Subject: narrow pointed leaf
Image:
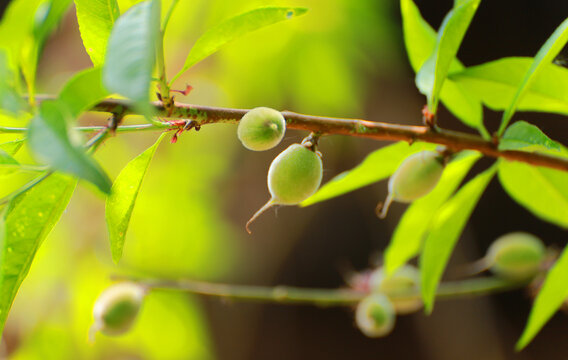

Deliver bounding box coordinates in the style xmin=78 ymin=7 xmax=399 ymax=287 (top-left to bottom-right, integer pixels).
xmin=0 ymin=139 xmax=25 ymax=156
xmin=74 ymin=0 xmax=120 ymax=66
xmin=415 ymin=0 xmax=481 ymax=114
xmin=498 ymin=161 xmax=568 ymax=228
xmin=401 ymin=0 xmax=483 ymax=130
xmin=27 ymin=100 xmax=112 ymax=194
xmin=0 ymin=149 xmax=21 ymax=176
xmin=59 ymin=67 xmax=108 ymax=119
xmin=106 ymin=134 xmax=165 ymax=263
xmin=301 ymin=142 xmax=435 ymax=207
xmin=450 ymin=57 xmax=568 ymax=116
xmin=421 ymin=165 xmax=496 ymax=313
xmin=170 ymin=6 xmax=308 ymax=85
xmin=0 ymin=174 xmax=76 ymax=334
xmin=499 ymin=17 xmax=568 ymax=134
xmin=500 ymin=121 xmax=564 ymax=153
xmin=517 ymin=244 xmax=568 ymax=349
xmin=0 ymin=50 xmax=25 ymax=115
xmin=103 ymin=0 xmax=160 ymax=116
xmin=384 ymin=151 xmax=480 ymax=274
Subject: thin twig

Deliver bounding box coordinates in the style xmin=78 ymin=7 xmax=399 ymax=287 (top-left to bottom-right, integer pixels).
xmin=9 ymin=97 xmax=568 ymax=172
xmin=115 ymin=276 xmax=527 ymax=307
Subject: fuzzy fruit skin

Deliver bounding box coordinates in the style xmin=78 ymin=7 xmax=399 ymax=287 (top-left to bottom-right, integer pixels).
xmin=355 ymin=293 xmax=396 ymax=338
xmin=369 ymin=265 xmax=422 ymax=314
xmin=388 ymin=150 xmax=444 ymax=202
xmin=92 ymin=282 xmax=146 ymax=336
xmin=487 ymin=232 xmax=545 ymax=280
xmin=268 ymin=144 xmax=323 ymax=205
xmin=237 ymin=107 xmax=286 ymax=151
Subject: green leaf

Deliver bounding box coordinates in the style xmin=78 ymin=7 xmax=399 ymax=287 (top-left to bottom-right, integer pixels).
xmin=0 ymin=174 xmax=76 ymax=334
xmin=74 ymin=0 xmax=120 ymax=67
xmin=300 ymin=142 xmax=435 ymax=207
xmin=499 ymin=17 xmax=568 ymax=135
xmin=170 ymin=6 xmax=308 ymax=85
xmin=0 ymin=139 xmax=25 ymax=156
xmin=415 ymin=0 xmax=481 ymax=114
xmin=500 ymin=121 xmax=563 ymax=153
xmin=21 ymin=0 xmax=72 ymax=101
xmin=58 ymin=67 xmax=108 ymax=119
xmin=103 ymin=0 xmax=161 ymax=116
xmin=106 ymin=134 xmax=165 ymax=263
xmin=0 ymin=50 xmax=26 ymax=115
xmin=384 ymin=151 xmax=481 ymax=274
xmin=400 ymin=0 xmax=483 ymax=131
xmin=420 ymin=164 xmax=496 ymax=313
xmin=27 ymin=100 xmax=112 ymax=194
xmin=517 ymin=244 xmax=568 ymax=349
xmin=0 ymin=149 xmax=21 ymax=177
xmin=450 ymin=57 xmax=568 ymax=116
xmin=498 ymin=160 xmax=568 ymax=228
xmin=400 ymin=0 xmax=437 ymax=72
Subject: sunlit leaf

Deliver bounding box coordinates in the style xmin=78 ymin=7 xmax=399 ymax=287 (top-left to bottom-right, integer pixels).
xmin=58 ymin=67 xmax=108 ymax=119
xmin=170 ymin=6 xmax=308 ymax=85
xmin=106 ymin=134 xmax=165 ymax=263
xmin=500 ymin=121 xmax=564 ymax=153
xmin=384 ymin=151 xmax=480 ymax=274
xmin=74 ymin=0 xmax=120 ymax=67
xmin=27 ymin=100 xmax=112 ymax=194
xmin=517 ymin=244 xmax=568 ymax=349
xmin=0 ymin=149 xmax=21 ymax=177
xmin=420 ymin=165 xmax=496 ymax=313
xmin=415 ymin=0 xmax=481 ymax=114
xmin=498 ymin=160 xmax=568 ymax=228
xmin=400 ymin=0 xmax=483 ymax=131
xmin=103 ymin=0 xmax=161 ymax=116
xmin=21 ymin=0 xmax=72 ymax=101
xmin=301 ymin=142 xmax=435 ymax=207
xmin=0 ymin=139 xmax=25 ymax=156
xmin=0 ymin=50 xmax=26 ymax=115
xmin=0 ymin=174 xmax=76 ymax=334
xmin=450 ymin=57 xmax=568 ymax=116
xmin=499 ymin=17 xmax=568 ymax=134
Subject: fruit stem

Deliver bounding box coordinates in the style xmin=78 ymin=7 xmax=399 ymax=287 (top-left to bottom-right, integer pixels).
xmin=376 ymin=193 xmax=393 ymax=219
xmin=246 ymin=199 xmax=276 ymax=234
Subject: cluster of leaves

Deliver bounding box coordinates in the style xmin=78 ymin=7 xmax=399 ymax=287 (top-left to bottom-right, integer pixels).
xmin=302 ymin=0 xmax=568 ymax=349
xmin=0 ymin=0 xmax=306 ymax=339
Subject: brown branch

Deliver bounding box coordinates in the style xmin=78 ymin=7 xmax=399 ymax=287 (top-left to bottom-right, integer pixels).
xmin=91 ymin=98 xmax=567 ymax=172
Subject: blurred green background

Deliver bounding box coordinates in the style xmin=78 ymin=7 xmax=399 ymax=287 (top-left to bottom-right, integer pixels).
xmin=2 ymin=0 xmax=568 ymax=359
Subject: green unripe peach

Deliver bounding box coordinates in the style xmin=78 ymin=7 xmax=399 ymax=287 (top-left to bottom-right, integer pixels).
xmin=355 ymin=293 xmax=396 ymax=338
xmin=378 ymin=150 xmax=445 ymax=218
xmin=486 ymin=232 xmax=545 ymax=280
xmin=268 ymin=144 xmax=323 ymax=204
xmin=246 ymin=143 xmax=323 ymax=233
xmin=389 ymin=150 xmax=444 ymax=202
xmin=369 ymin=265 xmax=422 ymax=314
xmin=89 ymin=282 xmax=146 ymax=341
xmin=237 ymin=107 xmax=286 ymax=151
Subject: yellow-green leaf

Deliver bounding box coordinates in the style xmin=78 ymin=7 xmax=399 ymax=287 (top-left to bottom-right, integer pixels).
xmin=0 ymin=174 xmax=76 ymax=334
xmin=420 ymin=165 xmax=496 ymax=313
xmin=106 ymin=134 xmax=165 ymax=263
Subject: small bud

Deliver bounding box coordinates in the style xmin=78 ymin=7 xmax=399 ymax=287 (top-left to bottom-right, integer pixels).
xmin=237 ymin=107 xmax=286 ymax=151
xmin=89 ymin=282 xmax=146 ymax=341
xmin=377 ymin=150 xmax=445 ymax=218
xmin=355 ymin=293 xmax=396 ymax=338
xmin=486 ymin=232 xmax=546 ymax=280
xmin=369 ymin=265 xmax=422 ymax=314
